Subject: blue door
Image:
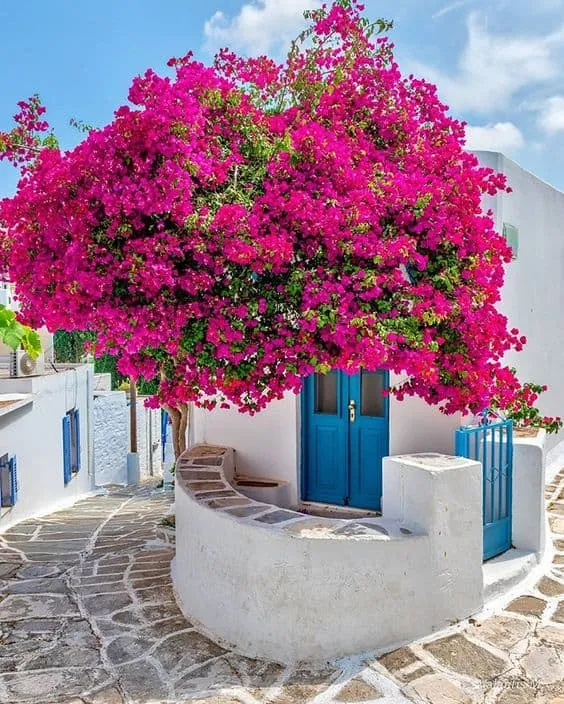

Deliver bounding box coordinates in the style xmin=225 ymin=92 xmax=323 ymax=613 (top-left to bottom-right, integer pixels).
xmin=302 ymin=370 xmax=389 ymax=510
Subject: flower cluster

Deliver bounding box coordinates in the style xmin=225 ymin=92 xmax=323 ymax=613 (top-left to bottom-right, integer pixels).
xmin=0 ymin=95 xmax=58 ymax=170
xmin=0 ymin=0 xmax=551 ymax=423
xmin=491 ymin=377 xmax=562 ymax=434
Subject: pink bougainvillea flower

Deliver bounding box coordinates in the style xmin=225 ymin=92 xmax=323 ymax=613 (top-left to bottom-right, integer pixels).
xmin=0 ymin=0 xmax=555 ymax=428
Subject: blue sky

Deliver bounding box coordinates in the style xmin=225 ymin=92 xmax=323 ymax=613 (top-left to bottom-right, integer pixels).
xmin=1 ymin=0 xmax=563 ymax=195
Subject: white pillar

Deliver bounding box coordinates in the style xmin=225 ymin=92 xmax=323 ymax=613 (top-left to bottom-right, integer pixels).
xmin=512 ymin=432 xmax=547 ymax=556
xmin=383 ymin=453 xmax=484 ymax=626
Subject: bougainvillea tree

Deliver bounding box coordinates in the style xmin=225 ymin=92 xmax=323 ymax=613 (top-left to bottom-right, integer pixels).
xmin=0 ymin=0 xmax=559 ymax=456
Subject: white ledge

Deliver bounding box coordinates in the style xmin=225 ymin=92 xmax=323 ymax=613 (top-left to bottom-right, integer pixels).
xmin=0 ymin=393 xmax=33 ymax=418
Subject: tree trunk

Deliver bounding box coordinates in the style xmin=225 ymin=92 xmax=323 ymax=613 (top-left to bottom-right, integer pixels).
xmin=163 ymin=402 xmax=189 ymax=461
xmin=129 ymin=379 xmax=138 ymax=453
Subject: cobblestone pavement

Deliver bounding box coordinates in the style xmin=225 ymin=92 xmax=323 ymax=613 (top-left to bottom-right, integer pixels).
xmin=0 ymin=470 xmax=563 ymax=704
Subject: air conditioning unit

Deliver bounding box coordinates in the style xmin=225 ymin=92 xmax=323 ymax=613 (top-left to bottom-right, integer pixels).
xmin=10 ymin=350 xmax=45 ymax=377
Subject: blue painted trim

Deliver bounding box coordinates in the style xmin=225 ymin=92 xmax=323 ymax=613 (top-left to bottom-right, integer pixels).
xmin=0 ymin=455 xmax=9 ymax=507
xmin=62 ymin=415 xmax=72 ymax=485
xmin=8 ymin=455 xmax=18 ymax=506
xmin=0 ymin=455 xmax=18 ymax=507
xmin=73 ymin=409 xmax=81 ymax=472
xmin=299 ymin=391 xmax=306 ymax=503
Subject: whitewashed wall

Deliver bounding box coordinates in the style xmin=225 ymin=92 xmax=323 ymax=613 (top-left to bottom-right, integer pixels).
xmin=191 ymin=384 xmax=460 ymax=505
xmin=389 ymin=372 xmax=461 ymax=455
xmin=93 ymin=391 xmax=128 ymax=485
xmin=136 ymin=398 xmax=162 ymax=480
xmin=512 ymin=431 xmax=547 ymax=556
xmin=93 ymin=392 xmax=162 ymax=486
xmin=0 ymin=365 xmax=93 ymax=532
xmin=475 ymin=151 xmax=564 ymax=452
xmin=191 ymin=396 xmax=299 ymax=505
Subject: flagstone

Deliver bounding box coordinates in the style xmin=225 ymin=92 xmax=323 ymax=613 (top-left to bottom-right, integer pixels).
xmin=335 ymin=678 xmax=384 ymax=701
xmin=469 ymin=615 xmax=531 ymax=651
xmin=404 ymin=674 xmax=472 ymax=704
xmin=538 ymin=625 xmax=564 ymax=646
xmin=495 ymin=683 xmax=537 ymax=704
xmin=537 ymin=576 xmax=564 ymax=597
xmin=423 ymin=634 xmax=507 ymax=679
xmin=505 ymin=595 xmax=547 ymax=617
xmin=153 ymin=630 xmax=226 ymax=670
xmin=551 ymin=601 xmax=564 ymax=623
xmin=105 ymin=634 xmax=154 ymax=665
xmin=1 ymin=668 xmax=109 ymax=701
xmin=521 ymin=643 xmax=564 ymax=684
xmin=82 ymin=592 xmax=133 ymax=616
xmin=115 ymin=659 xmax=169 ymax=703
xmin=3 ymin=577 xmax=68 ymax=595
xmin=0 ymin=470 xmax=560 ymax=704
xmin=16 ymin=564 xmax=60 ymax=579
xmin=0 ymin=593 xmax=79 ymax=620
xmin=377 ymin=646 xmax=419 ymax=672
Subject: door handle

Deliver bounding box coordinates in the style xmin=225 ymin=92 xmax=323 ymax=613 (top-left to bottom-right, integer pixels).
xmin=348 ymin=400 xmax=356 ymax=423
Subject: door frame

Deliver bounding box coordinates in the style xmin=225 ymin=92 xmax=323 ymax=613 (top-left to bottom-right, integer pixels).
xmin=299 ymin=370 xmax=390 ymax=509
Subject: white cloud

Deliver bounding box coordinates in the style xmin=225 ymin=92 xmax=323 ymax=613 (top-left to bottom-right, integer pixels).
xmin=411 ymin=13 xmax=564 ymax=114
xmin=465 ymin=122 xmax=524 ymax=154
xmin=204 ymin=0 xmax=320 ymax=55
xmin=537 ymin=95 xmax=564 ymax=133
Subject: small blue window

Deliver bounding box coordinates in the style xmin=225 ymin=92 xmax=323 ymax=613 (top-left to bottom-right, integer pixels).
xmin=63 ymin=409 xmax=81 ymax=485
xmin=62 ymin=415 xmax=72 ymax=484
xmin=70 ymin=408 xmax=81 ymax=473
xmin=1 ymin=454 xmax=18 ymax=507
xmin=502 ymin=223 xmax=519 ymax=260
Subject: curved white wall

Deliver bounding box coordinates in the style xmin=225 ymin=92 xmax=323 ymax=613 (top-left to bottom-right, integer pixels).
xmin=174 ymin=447 xmax=483 ymax=663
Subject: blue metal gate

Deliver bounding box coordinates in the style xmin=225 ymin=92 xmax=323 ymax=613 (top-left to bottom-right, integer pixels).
xmin=455 ymin=414 xmax=513 ymax=561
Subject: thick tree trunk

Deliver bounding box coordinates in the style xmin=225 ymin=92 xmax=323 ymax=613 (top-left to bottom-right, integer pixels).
xmin=163 ymin=402 xmax=189 ymax=461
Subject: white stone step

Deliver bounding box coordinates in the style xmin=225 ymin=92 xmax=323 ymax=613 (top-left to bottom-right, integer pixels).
xmin=483 ymin=548 xmax=539 ymax=602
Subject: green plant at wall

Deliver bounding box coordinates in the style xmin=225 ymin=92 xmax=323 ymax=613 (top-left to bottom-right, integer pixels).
xmin=0 ymin=304 xmax=41 ymax=358
xmin=53 ymin=329 xmax=158 ymax=394
xmin=491 ymin=374 xmax=562 ymax=435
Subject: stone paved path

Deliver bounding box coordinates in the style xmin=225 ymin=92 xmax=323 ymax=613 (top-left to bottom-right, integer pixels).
xmin=0 ymin=470 xmax=563 ymax=704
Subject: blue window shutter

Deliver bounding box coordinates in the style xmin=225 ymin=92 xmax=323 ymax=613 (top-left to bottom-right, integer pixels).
xmin=0 ymin=455 xmax=10 ymax=507
xmin=8 ymin=456 xmax=18 ymax=506
xmin=62 ymin=415 xmax=72 ymax=485
xmin=73 ymin=408 xmax=81 ymax=472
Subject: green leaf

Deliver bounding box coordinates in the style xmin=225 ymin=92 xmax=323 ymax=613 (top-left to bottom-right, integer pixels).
xmin=0 ymin=307 xmax=16 ymax=328
xmin=3 ymin=330 xmax=24 ymax=350
xmin=0 ymin=305 xmax=42 ymax=357
xmin=22 ymin=329 xmax=42 ymax=359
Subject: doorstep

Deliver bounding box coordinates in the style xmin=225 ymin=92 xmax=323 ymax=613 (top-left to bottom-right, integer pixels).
xmin=483 ymin=548 xmax=539 ymax=602
xmin=294 ymin=501 xmax=381 ymax=519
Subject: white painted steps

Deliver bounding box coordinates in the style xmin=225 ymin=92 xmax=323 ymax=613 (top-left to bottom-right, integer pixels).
xmin=483 ymin=548 xmax=539 ymax=602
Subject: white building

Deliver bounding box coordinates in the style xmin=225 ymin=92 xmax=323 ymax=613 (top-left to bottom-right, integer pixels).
xmin=0 ymin=362 xmax=164 ymax=530
xmin=174 ymin=153 xmax=561 ymax=661
xmin=0 ymin=364 xmax=94 ymax=532
xmin=478 ymin=151 xmax=564 ymax=454
xmin=0 ymin=281 xmax=17 ymax=311
xmin=191 ymin=153 xmax=562 ymax=507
